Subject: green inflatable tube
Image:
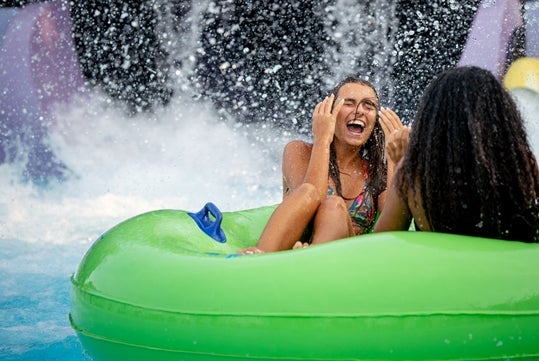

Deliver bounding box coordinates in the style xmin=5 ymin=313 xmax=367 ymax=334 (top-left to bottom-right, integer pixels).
xmin=70 ymin=203 xmax=539 ymax=360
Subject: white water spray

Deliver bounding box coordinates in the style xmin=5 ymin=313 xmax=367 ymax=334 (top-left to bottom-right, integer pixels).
xmin=0 ymin=89 xmax=289 ymax=245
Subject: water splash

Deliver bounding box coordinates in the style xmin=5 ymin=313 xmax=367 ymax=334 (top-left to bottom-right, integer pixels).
xmin=0 ymin=89 xmax=289 ymax=245
xmin=323 ymin=0 xmax=397 ymax=99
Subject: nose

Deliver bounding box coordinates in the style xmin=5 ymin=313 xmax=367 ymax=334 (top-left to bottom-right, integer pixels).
xmin=354 ymin=102 xmax=364 ymax=116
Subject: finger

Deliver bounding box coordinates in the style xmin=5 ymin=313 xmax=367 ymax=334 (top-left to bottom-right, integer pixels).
xmin=381 ymin=111 xmax=400 ymax=131
xmin=378 ymin=110 xmax=391 ymax=135
xmin=387 ymin=109 xmax=404 ymax=129
xmin=398 ymin=126 xmax=411 ymax=144
xmin=323 ymin=94 xmax=334 ymax=114
xmin=389 ymin=128 xmax=404 ymax=144
xmin=313 ymin=101 xmax=322 ymax=117
xmin=379 ymin=107 xmax=403 ymax=131
xmin=382 ymin=107 xmax=400 ymax=120
xmin=332 ymin=97 xmax=344 ymax=115
xmin=386 ymin=142 xmax=397 ymax=154
xmin=396 ymin=126 xmax=410 ymax=138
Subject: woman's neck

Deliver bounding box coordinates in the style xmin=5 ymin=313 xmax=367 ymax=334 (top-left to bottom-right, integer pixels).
xmin=333 ymin=140 xmax=362 ymax=174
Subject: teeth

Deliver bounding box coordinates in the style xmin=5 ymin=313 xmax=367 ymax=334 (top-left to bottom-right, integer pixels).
xmin=348 ymin=120 xmax=365 ymax=127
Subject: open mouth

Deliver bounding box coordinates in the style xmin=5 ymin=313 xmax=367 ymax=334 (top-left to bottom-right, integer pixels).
xmin=347 ymin=119 xmax=365 ymax=134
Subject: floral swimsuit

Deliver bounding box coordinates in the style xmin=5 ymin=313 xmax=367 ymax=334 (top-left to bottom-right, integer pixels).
xmin=327 ymin=174 xmax=377 ymax=235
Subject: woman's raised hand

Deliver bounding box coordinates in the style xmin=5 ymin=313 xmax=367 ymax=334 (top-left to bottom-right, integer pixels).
xmin=379 ymin=107 xmax=409 ymax=164
xmin=312 ymin=94 xmax=344 ymax=146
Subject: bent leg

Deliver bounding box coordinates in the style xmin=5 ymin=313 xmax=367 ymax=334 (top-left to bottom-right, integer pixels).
xmin=311 ymin=196 xmax=354 ymax=245
xmin=256 ymin=183 xmax=321 ymax=252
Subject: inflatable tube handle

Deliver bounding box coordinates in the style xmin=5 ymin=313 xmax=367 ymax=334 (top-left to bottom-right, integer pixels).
xmin=187 ymin=202 xmax=227 ymax=243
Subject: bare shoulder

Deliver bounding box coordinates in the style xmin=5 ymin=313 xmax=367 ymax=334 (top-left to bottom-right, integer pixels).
xmin=282 ymin=140 xmax=312 ymax=194
xmin=284 ymin=140 xmax=312 ymax=152
xmin=283 ymin=140 xmax=312 ymax=159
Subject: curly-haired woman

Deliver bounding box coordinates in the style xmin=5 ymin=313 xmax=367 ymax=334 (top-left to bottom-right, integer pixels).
xmin=375 ymin=66 xmax=539 ymax=243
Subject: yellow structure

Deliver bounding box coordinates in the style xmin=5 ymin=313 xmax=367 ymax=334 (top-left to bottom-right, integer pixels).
xmin=504 ymin=57 xmax=539 ymax=94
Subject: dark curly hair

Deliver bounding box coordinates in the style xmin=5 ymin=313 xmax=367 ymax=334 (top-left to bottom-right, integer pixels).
xmin=328 ymin=76 xmax=387 ymax=201
xmin=396 ymin=66 xmax=539 ymax=242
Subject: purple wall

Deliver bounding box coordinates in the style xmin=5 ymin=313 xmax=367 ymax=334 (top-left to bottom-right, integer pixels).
xmin=458 ymin=0 xmax=523 ymax=78
xmin=0 ymin=1 xmax=85 ymax=181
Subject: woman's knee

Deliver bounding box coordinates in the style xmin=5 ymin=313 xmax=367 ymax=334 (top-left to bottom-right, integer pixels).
xmin=293 ymin=183 xmax=321 ymax=206
xmin=311 ymin=196 xmax=354 ymax=244
xmin=320 ymin=195 xmax=347 ymax=213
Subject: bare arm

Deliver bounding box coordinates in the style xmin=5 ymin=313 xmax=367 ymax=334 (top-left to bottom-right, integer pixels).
xmin=374 ymin=178 xmax=413 ymax=232
xmin=377 ymin=107 xmax=407 ymax=211
xmin=281 ymin=141 xmax=311 ymax=197
xmin=283 ymin=95 xmax=344 ymax=200
xmin=238 ymin=97 xmax=344 ymax=254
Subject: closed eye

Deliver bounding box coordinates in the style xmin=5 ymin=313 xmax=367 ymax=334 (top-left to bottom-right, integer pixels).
xmin=361 ymin=99 xmax=378 ymax=111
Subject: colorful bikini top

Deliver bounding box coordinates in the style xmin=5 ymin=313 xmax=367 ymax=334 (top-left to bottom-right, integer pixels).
xmin=327 ymin=167 xmax=377 ymax=235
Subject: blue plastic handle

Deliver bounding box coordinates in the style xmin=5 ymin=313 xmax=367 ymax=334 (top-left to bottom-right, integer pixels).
xmin=187 ymin=202 xmax=227 ymax=243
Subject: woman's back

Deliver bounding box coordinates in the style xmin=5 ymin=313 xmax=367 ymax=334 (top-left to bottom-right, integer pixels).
xmin=381 ymin=66 xmax=539 ymax=242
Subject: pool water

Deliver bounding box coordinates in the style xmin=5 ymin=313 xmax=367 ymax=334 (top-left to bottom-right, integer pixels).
xmin=0 ymin=240 xmax=90 ymax=361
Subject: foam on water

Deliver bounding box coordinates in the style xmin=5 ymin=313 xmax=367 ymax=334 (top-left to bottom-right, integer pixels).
xmin=1 ymin=90 xmax=289 ymax=246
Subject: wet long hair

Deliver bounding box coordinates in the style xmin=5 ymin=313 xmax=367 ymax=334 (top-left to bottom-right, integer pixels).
xmin=396 ymin=66 xmax=539 ymax=242
xmin=328 ymin=76 xmax=387 ymax=201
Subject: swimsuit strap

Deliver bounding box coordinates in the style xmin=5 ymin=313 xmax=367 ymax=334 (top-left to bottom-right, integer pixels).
xmin=327 ymin=159 xmax=369 ymax=197
xmin=326 ymin=160 xmax=377 ymax=234
xmin=341 ymin=160 xmax=369 ymax=200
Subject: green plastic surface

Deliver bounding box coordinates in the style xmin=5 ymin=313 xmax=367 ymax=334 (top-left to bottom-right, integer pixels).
xmin=70 ymin=205 xmax=539 ymax=360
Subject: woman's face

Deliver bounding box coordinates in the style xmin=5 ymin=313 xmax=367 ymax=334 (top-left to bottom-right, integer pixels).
xmin=333 ymin=82 xmax=378 ymax=147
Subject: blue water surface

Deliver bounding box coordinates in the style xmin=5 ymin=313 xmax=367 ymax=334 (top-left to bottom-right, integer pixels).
xmin=0 ymin=239 xmax=90 ymax=361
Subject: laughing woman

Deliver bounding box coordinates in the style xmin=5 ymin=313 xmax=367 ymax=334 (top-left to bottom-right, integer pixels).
xmin=239 ymin=77 xmax=403 ymax=253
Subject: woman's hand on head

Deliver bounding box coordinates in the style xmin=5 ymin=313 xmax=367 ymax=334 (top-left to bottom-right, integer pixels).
xmin=378 ymin=108 xmax=409 ymax=164
xmin=312 ymin=94 xmax=344 ymax=146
